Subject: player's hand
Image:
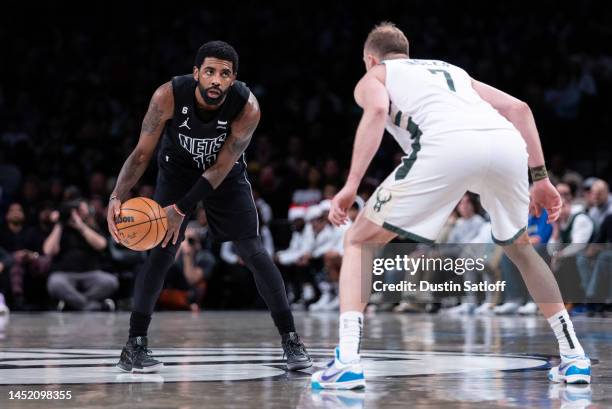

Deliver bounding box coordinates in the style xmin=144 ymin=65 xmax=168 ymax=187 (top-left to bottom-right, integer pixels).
xmin=329 ymin=185 xmax=357 ymax=226
xmin=162 ymin=205 xmax=184 ymax=248
xmin=530 ymin=179 xmax=561 ymax=223
xmin=106 ymin=196 xmax=122 ymax=243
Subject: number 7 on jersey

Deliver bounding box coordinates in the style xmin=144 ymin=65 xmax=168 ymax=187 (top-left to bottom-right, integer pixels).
xmin=428 ymin=69 xmax=456 ymax=92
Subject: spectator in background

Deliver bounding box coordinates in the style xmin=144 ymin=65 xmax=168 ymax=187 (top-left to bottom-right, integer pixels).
xmin=446 ymin=193 xmax=486 ymax=245
xmin=439 ymin=194 xmax=486 ymax=314
xmin=547 ymin=183 xmax=595 ymax=311
xmin=312 ymin=198 xmax=364 ymax=311
xmin=275 ymin=207 xmax=309 ymax=304
xmin=159 ymin=222 xmax=212 ymax=311
xmin=578 ymin=213 xmax=612 ymax=316
xmin=292 ymin=167 xmax=322 ymax=206
xmin=253 ymin=189 xmax=273 ymax=226
xmin=44 ymin=199 xmax=118 ymax=311
xmin=322 ymin=184 xmax=338 ymax=200
xmin=588 ymin=179 xmax=612 ymax=229
xmin=302 ymin=202 xmax=343 ymax=311
xmin=0 ymin=202 xmax=51 ymax=309
xmin=290 ymin=205 xmax=332 ymax=309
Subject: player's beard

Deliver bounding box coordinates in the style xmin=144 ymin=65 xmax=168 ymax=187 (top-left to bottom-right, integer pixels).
xmin=198 ymin=83 xmax=226 ymax=105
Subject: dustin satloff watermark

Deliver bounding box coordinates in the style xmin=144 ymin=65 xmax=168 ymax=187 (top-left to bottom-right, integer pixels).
xmin=373 ymin=279 xmax=506 ymax=293
xmin=370 ymin=253 xmax=506 ymax=293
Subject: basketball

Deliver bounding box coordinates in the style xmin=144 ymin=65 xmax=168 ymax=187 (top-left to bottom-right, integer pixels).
xmin=115 ymin=197 xmax=167 ymax=251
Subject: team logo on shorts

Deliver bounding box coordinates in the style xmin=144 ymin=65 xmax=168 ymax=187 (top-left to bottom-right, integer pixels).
xmin=373 ymin=188 xmax=392 ymax=212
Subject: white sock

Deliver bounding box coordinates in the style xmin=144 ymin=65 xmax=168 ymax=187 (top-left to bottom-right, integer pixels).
xmin=339 ymin=311 xmax=363 ymax=363
xmin=547 ymin=309 xmax=585 ymax=357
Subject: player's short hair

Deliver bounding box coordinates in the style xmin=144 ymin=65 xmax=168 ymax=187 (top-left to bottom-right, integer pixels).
xmin=194 ymin=41 xmax=239 ymax=73
xmin=364 ymin=21 xmax=409 ymax=57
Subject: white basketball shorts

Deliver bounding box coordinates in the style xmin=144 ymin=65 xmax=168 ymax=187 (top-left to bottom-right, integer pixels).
xmin=364 ymin=128 xmax=529 ymax=244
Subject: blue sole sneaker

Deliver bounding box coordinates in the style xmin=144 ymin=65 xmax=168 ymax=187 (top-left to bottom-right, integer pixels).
xmin=311 ymin=347 xmax=366 ymax=390
xmin=548 ymin=355 xmax=591 ymax=384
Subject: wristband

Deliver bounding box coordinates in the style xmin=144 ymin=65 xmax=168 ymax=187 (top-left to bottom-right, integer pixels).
xmin=109 ymin=195 xmax=119 ymax=202
xmin=175 ymin=176 xmax=214 ymax=215
xmin=529 ymin=165 xmax=548 ymax=182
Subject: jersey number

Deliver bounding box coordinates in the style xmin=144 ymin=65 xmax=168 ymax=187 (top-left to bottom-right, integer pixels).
xmin=428 ymin=69 xmax=456 ymax=92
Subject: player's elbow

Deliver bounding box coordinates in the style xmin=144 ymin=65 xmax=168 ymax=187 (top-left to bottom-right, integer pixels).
xmin=132 ymin=146 xmax=153 ymax=165
xmin=507 ymin=99 xmax=531 ymax=117
xmin=366 ymin=105 xmax=389 ymax=120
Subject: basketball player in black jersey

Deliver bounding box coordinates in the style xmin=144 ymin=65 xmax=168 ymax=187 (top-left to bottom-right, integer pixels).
xmin=106 ymin=41 xmax=311 ymax=373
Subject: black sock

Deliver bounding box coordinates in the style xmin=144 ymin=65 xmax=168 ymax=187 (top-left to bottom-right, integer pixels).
xmin=129 ymin=311 xmax=152 ymax=338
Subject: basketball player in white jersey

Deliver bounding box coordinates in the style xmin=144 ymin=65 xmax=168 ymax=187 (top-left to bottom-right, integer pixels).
xmin=311 ymin=22 xmax=591 ymax=389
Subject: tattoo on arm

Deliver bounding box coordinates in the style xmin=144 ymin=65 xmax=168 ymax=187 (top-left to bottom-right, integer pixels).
xmin=142 ymin=100 xmax=163 ymax=134
xmin=112 ymin=91 xmax=168 ymax=199
xmin=229 ymin=133 xmax=252 ymax=156
xmin=113 ymin=153 xmax=145 ymax=199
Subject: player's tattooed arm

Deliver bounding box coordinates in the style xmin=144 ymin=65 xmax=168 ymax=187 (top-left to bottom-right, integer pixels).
xmin=203 ymin=92 xmax=261 ymax=188
xmin=107 ymin=82 xmax=173 ymax=242
xmin=111 ymin=82 xmax=174 ymax=200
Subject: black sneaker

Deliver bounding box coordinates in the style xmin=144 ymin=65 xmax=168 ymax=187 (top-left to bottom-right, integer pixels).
xmin=282 ymin=332 xmax=313 ymax=371
xmin=116 ymin=336 xmax=164 ymax=373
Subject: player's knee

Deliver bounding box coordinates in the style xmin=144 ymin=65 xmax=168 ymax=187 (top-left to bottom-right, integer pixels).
xmin=502 ymin=233 xmax=533 ymax=261
xmin=234 ymin=236 xmax=265 ymax=259
xmin=345 ymin=218 xmax=383 ymax=247
xmin=344 ymin=224 xmax=367 ymax=248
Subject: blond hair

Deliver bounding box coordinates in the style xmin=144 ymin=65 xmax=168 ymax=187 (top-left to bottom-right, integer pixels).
xmin=364 ymin=22 xmax=409 ymax=57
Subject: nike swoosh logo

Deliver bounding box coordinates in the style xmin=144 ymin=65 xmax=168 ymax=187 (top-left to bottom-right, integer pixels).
xmin=321 ymin=369 xmax=342 ymax=381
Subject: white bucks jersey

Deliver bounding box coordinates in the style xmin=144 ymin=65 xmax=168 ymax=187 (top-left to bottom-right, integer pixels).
xmin=382 ymin=58 xmax=515 ymax=154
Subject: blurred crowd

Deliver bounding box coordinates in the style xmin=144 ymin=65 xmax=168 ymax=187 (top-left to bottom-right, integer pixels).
xmin=0 ymin=172 xmax=610 ymax=317
xmin=0 ymin=2 xmax=611 ymax=316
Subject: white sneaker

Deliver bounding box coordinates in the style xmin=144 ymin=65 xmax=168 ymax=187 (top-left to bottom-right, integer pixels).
xmin=103 ymin=298 xmax=116 ymax=312
xmin=311 ymin=347 xmax=365 ymax=390
xmin=303 ymin=284 xmax=316 ymax=303
xmin=474 ymin=302 xmax=495 ymax=315
xmin=548 ymin=355 xmax=591 ymax=384
xmin=443 ymin=303 xmax=476 ymax=315
xmin=321 ymin=296 xmax=339 ymax=311
xmin=291 ymin=301 xmax=307 ymax=311
xmin=310 ymin=292 xmax=333 ymax=311
xmin=494 ymin=302 xmax=520 ymax=315
xmin=393 ymin=301 xmax=420 ymax=313
xmin=518 ymin=302 xmax=538 ymax=315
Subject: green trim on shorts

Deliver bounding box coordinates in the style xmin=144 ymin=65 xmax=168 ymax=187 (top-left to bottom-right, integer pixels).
xmin=395 ymin=117 xmax=423 ymax=180
xmin=382 ymin=222 xmax=435 ymax=244
xmin=491 ymin=226 xmax=527 ymax=245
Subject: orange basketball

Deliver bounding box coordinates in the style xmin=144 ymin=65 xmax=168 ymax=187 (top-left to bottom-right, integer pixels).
xmin=115 ymin=197 xmax=167 ymax=251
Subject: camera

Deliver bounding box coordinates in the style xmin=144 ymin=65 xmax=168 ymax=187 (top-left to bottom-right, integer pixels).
xmin=58 ymin=200 xmax=82 ymax=224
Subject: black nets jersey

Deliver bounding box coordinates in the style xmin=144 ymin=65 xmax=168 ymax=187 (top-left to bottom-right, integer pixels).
xmin=158 ymin=74 xmax=250 ymax=171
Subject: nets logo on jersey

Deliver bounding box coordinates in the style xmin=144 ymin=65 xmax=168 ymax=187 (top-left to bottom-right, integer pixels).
xmin=178 ymin=119 xmax=228 ymax=169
